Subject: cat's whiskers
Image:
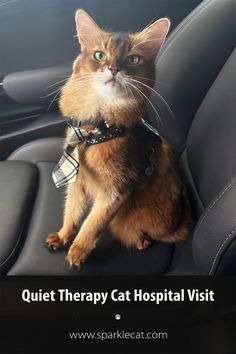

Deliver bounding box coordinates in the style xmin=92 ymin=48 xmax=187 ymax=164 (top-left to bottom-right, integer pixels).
xmin=72 ymin=74 xmax=96 ymax=82
xmin=47 ymin=89 xmax=62 ymax=111
xmin=132 ymin=75 xmax=155 ymax=83
xmin=76 ymin=78 xmax=106 ymax=88
xmin=123 ymin=82 xmax=140 ymax=113
xmin=58 ymin=75 xmax=72 ymax=78
xmin=122 ymin=80 xmax=129 ymax=99
xmin=72 ymin=78 xmax=95 ymax=84
xmin=129 ymin=77 xmax=174 ymax=119
xmin=71 ymin=73 xmax=106 ymax=86
xmin=46 ymin=75 xmax=98 ymax=99
xmin=47 ymin=77 xmax=70 ymax=89
xmin=124 ymin=83 xmax=142 ymax=116
xmin=71 ymin=76 xmax=97 ymax=86
xmin=127 ymin=81 xmax=163 ymax=124
xmin=124 ymin=79 xmax=163 ymax=125
xmin=122 ymin=80 xmax=147 ymax=105
xmin=41 ymin=87 xmax=61 ymax=99
xmin=132 ymin=75 xmax=169 ymax=87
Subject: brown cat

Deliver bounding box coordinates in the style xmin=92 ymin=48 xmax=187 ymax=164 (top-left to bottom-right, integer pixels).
xmin=46 ymin=9 xmax=191 ymax=268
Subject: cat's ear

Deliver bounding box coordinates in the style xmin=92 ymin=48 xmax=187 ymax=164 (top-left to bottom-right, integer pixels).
xmin=134 ymin=18 xmax=170 ymax=58
xmin=75 ymin=9 xmax=102 ymax=51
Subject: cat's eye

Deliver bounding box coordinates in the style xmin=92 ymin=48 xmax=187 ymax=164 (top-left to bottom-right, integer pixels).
xmin=94 ymin=51 xmax=106 ymax=62
xmin=127 ymin=55 xmax=140 ymax=65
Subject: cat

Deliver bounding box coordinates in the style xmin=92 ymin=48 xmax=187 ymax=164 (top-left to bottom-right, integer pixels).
xmin=46 ymin=9 xmax=191 ymax=268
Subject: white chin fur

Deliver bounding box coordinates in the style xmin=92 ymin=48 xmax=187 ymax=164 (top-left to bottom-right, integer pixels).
xmin=94 ymin=70 xmax=126 ymax=101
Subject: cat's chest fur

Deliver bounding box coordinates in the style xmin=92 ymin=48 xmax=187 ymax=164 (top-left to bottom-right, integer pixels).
xmin=76 ymin=124 xmax=158 ymax=202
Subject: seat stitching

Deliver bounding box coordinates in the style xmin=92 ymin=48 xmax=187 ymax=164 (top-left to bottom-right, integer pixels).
xmin=157 ymin=0 xmax=214 ymax=61
xmin=209 ymin=225 xmax=236 ymax=275
xmin=195 ymin=176 xmax=236 ymax=233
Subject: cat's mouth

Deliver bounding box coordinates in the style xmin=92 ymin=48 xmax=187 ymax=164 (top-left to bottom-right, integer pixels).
xmin=104 ymin=77 xmax=123 ymax=91
xmin=105 ymin=77 xmax=117 ymax=85
xmin=96 ymin=71 xmax=124 ymax=96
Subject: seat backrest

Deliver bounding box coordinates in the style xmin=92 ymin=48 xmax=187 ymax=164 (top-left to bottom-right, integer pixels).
xmin=151 ymin=0 xmax=236 ymax=274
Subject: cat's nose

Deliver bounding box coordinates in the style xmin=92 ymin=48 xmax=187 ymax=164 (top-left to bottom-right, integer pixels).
xmin=108 ymin=64 xmax=120 ymax=76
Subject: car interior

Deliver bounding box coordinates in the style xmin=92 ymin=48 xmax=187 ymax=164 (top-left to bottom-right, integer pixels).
xmin=0 ymin=0 xmax=235 ymax=276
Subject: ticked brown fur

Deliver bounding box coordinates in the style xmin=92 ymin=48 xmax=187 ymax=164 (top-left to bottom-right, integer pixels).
xmin=46 ymin=10 xmax=191 ymax=268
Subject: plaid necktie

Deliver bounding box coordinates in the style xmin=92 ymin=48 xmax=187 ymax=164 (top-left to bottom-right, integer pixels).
xmin=52 ymin=117 xmax=159 ymax=188
xmin=52 ymin=119 xmax=125 ymax=188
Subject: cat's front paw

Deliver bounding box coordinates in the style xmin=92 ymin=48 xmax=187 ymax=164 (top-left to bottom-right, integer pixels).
xmin=45 ymin=232 xmax=65 ymax=251
xmin=66 ymin=242 xmax=89 ymax=268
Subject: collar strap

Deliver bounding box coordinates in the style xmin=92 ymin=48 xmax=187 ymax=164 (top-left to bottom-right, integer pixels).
xmin=68 ymin=116 xmax=159 ymax=142
xmin=67 ymin=117 xmax=126 ymax=146
xmin=52 ymin=117 xmax=159 ymax=188
xmin=86 ymin=126 xmax=125 ymax=146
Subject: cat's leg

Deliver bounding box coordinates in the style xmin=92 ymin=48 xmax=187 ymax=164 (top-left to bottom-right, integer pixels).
xmin=111 ymin=191 xmax=190 ymax=249
xmin=110 ymin=212 xmax=153 ymax=251
xmin=66 ymin=191 xmax=128 ymax=267
xmin=45 ymin=182 xmax=87 ymax=251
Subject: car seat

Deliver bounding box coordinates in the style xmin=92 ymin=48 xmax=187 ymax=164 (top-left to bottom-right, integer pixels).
xmin=1 ymin=0 xmax=235 ymax=275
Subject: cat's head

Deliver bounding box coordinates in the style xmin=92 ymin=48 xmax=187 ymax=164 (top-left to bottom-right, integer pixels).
xmin=60 ymin=10 xmax=170 ymax=122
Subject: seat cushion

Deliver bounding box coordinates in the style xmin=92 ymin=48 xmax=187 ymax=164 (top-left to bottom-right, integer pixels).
xmin=7 ymin=155 xmax=173 ymax=275
xmin=0 ymin=161 xmax=38 ymax=274
xmin=187 ymin=48 xmax=236 ymax=206
xmin=8 ymin=137 xmax=64 ymax=163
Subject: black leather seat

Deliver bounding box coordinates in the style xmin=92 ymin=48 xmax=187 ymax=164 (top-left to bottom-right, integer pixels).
xmin=5 ymin=142 xmax=173 ymax=275
xmin=3 ymin=0 xmax=236 ymax=275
